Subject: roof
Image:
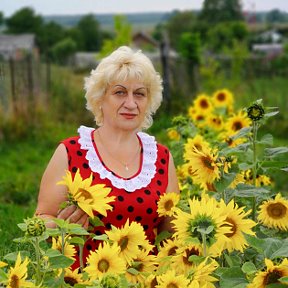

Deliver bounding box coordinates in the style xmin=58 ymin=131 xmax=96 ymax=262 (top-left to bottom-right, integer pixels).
xmin=0 ymin=34 xmax=36 ymax=59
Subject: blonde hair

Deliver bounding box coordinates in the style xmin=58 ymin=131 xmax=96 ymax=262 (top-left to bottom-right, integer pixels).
xmin=84 ymin=46 xmax=163 ymax=130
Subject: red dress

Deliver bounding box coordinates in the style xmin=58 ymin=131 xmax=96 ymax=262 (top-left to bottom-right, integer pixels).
xmin=61 ymin=126 xmax=170 ymax=267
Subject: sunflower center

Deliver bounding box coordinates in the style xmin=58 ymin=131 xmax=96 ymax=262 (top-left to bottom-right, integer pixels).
xmin=164 ymin=200 xmax=174 ymax=211
xmin=196 ymin=115 xmax=204 ymax=121
xmin=200 ymin=99 xmax=209 ymax=109
xmin=264 ymin=269 xmax=283 ymax=285
xmin=77 ymin=188 xmax=93 ymax=201
xmin=98 ymin=259 xmax=109 ymax=272
xmin=131 ymin=260 xmax=144 ymax=272
xmin=9 ymin=275 xmax=19 ymax=288
xmin=183 ymin=247 xmax=200 ymax=265
xmin=168 ymin=246 xmax=177 ymax=256
xmin=217 ymin=93 xmax=226 ymax=101
xmin=224 ymin=217 xmax=237 ymax=237
xmin=167 ymin=283 xmax=178 ymax=288
xmin=201 ymin=156 xmax=214 ymax=170
xmin=119 ymin=236 xmax=129 ymax=251
xmin=64 ymin=276 xmax=78 ymax=286
xmin=151 ymin=277 xmax=158 ymax=288
xmin=232 ymin=121 xmax=243 ymax=131
xmin=267 ymin=203 xmax=287 ymax=219
xmin=189 ymin=216 xmax=216 ymax=245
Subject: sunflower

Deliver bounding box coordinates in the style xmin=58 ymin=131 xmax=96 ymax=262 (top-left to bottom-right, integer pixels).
xmin=212 ymin=89 xmax=234 ymax=110
xmin=247 ymin=258 xmax=288 ymax=288
xmin=105 ymin=220 xmax=151 ymax=264
xmin=172 ymin=197 xmax=231 ymax=257
xmin=224 ymin=110 xmax=252 ymax=136
xmin=63 ymin=268 xmax=89 ymax=286
xmin=184 ymin=135 xmax=210 ymax=157
xmin=0 ymin=261 xmax=7 ymax=268
xmin=171 ymin=243 xmax=203 ymax=274
xmin=188 ymin=106 xmax=197 ymax=120
xmin=125 ymin=250 xmax=157 ymax=284
xmin=193 ymin=94 xmax=214 ymax=113
xmin=84 ymin=242 xmax=126 ymax=280
xmin=157 ymin=192 xmax=180 ymax=217
xmin=157 ymin=238 xmax=183 ymax=267
xmin=184 ymin=145 xmax=222 ymax=185
xmin=6 ymin=253 xmax=33 ymax=288
xmin=206 ymin=114 xmax=224 ymax=131
xmin=58 ymin=169 xmax=115 ymax=218
xmin=219 ymin=131 xmax=246 ymax=148
xmin=189 ymin=258 xmax=219 ymax=288
xmin=218 ymin=199 xmax=256 ymax=252
xmin=190 ymin=112 xmax=208 ymax=128
xmin=156 ymin=269 xmax=190 ymax=288
xmin=51 ymin=235 xmax=76 ymax=260
xmin=257 ymin=193 xmax=288 ymax=231
xmin=167 ymin=128 xmax=180 ymax=141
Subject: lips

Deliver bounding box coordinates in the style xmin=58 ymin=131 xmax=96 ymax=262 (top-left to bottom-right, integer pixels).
xmin=120 ymin=113 xmax=137 ymax=119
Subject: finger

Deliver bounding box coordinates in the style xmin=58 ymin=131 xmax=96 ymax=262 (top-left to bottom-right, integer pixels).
xmin=77 ymin=213 xmax=89 ymax=229
xmin=83 ymin=217 xmax=89 ymax=230
xmin=57 ymin=205 xmax=77 ymax=220
xmin=67 ymin=208 xmax=86 ymax=224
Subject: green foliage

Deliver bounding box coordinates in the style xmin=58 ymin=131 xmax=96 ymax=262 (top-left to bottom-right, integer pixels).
xmin=206 ymin=22 xmax=248 ymax=52
xmin=51 ymin=37 xmax=77 ymax=64
xmin=77 ymin=14 xmax=102 ymax=51
xmin=98 ymin=15 xmax=132 ymax=58
xmin=199 ymin=0 xmax=244 ymax=24
xmin=165 ymin=10 xmax=197 ymax=50
xmin=5 ymin=7 xmax=43 ymax=34
xmin=179 ymin=32 xmax=201 ymax=64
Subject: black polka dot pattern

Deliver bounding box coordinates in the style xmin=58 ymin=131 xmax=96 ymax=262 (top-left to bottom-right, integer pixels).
xmin=62 ymin=135 xmax=170 ymax=270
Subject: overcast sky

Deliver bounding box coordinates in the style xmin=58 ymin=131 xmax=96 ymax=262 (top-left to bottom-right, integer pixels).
xmin=2 ymin=0 xmax=288 ymax=17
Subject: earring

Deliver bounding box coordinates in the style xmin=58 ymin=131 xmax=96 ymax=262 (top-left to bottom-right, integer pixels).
xmin=99 ymin=106 xmax=102 ymax=110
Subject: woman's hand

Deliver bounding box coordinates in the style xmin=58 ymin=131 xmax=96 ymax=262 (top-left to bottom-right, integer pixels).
xmin=57 ymin=205 xmax=89 ymax=229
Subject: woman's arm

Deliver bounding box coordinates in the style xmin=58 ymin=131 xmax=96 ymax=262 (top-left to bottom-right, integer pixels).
xmin=35 ymin=144 xmax=89 ymax=228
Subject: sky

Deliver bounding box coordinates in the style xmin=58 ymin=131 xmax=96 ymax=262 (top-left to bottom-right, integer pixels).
xmin=2 ymin=0 xmax=288 ymax=17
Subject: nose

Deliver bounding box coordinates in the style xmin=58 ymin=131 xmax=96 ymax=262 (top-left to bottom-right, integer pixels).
xmin=124 ymin=92 xmax=137 ymax=109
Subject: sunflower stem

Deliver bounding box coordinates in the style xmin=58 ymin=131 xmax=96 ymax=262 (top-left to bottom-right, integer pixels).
xmin=251 ymin=121 xmax=258 ymax=221
xmin=79 ymin=244 xmax=84 ymax=273
xmin=201 ymin=232 xmax=207 ymax=257
xmin=33 ymin=237 xmax=42 ymax=286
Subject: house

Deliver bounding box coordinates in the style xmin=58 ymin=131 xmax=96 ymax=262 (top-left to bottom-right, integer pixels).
xmin=252 ymin=43 xmax=283 ymax=57
xmin=258 ymin=29 xmax=282 ymax=43
xmin=132 ymin=31 xmax=159 ymax=51
xmin=0 ymin=34 xmax=38 ymax=60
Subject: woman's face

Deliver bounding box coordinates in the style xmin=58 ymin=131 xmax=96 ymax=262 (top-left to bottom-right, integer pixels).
xmin=101 ymin=79 xmax=149 ymax=131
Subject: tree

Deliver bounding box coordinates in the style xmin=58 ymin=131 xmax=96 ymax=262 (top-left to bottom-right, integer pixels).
xmin=5 ymin=7 xmax=43 ymax=34
xmin=0 ymin=12 xmax=4 ymax=25
xmin=165 ymin=10 xmax=197 ymax=50
xmin=98 ymin=15 xmax=132 ymax=58
xmin=199 ymin=0 xmax=244 ymax=24
xmin=51 ymin=37 xmax=77 ymax=64
xmin=77 ymin=14 xmax=101 ymax=51
xmin=266 ymin=9 xmax=286 ymax=23
xmin=206 ymin=21 xmax=248 ymax=52
xmin=37 ymin=21 xmax=65 ymax=55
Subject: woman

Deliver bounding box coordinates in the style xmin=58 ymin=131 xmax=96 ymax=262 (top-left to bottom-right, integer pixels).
xmin=35 ymin=46 xmax=179 ymax=267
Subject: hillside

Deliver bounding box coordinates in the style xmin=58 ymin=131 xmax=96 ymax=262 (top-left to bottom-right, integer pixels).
xmin=44 ymin=12 xmax=173 ymax=31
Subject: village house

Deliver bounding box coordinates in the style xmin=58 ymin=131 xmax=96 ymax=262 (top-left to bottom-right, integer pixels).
xmin=0 ymin=34 xmax=38 ymax=60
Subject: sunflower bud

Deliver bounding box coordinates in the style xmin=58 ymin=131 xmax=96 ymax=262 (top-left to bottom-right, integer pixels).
xmin=247 ymin=103 xmax=265 ymax=121
xmin=26 ymin=217 xmax=46 ymax=237
xmin=100 ymin=274 xmax=121 ymax=288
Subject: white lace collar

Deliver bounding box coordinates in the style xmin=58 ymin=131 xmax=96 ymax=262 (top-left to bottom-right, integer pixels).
xmin=77 ymin=125 xmax=158 ymax=192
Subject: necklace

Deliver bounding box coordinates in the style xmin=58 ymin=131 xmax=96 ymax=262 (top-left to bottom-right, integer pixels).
xmin=97 ymin=129 xmax=141 ymax=171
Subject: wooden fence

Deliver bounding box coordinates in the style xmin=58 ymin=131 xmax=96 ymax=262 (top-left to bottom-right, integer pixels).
xmin=0 ymin=55 xmax=50 ymax=120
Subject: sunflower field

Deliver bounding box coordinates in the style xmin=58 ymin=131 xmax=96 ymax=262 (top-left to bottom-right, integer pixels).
xmin=0 ymin=89 xmax=288 ymax=288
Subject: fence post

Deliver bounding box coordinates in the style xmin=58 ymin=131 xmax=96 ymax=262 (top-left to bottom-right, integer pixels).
xmin=9 ymin=57 xmax=17 ymax=115
xmin=160 ymin=34 xmax=171 ymax=113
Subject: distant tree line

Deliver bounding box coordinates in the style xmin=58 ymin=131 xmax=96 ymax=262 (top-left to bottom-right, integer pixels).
xmin=1 ymin=0 xmax=288 ymax=66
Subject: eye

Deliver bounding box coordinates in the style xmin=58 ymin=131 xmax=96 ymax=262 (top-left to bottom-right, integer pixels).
xmin=134 ymin=90 xmax=147 ymax=98
xmin=115 ymin=90 xmax=126 ymax=96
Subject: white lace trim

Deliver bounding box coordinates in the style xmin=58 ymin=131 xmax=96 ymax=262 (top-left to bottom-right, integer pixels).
xmin=77 ymin=125 xmax=158 ymax=192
